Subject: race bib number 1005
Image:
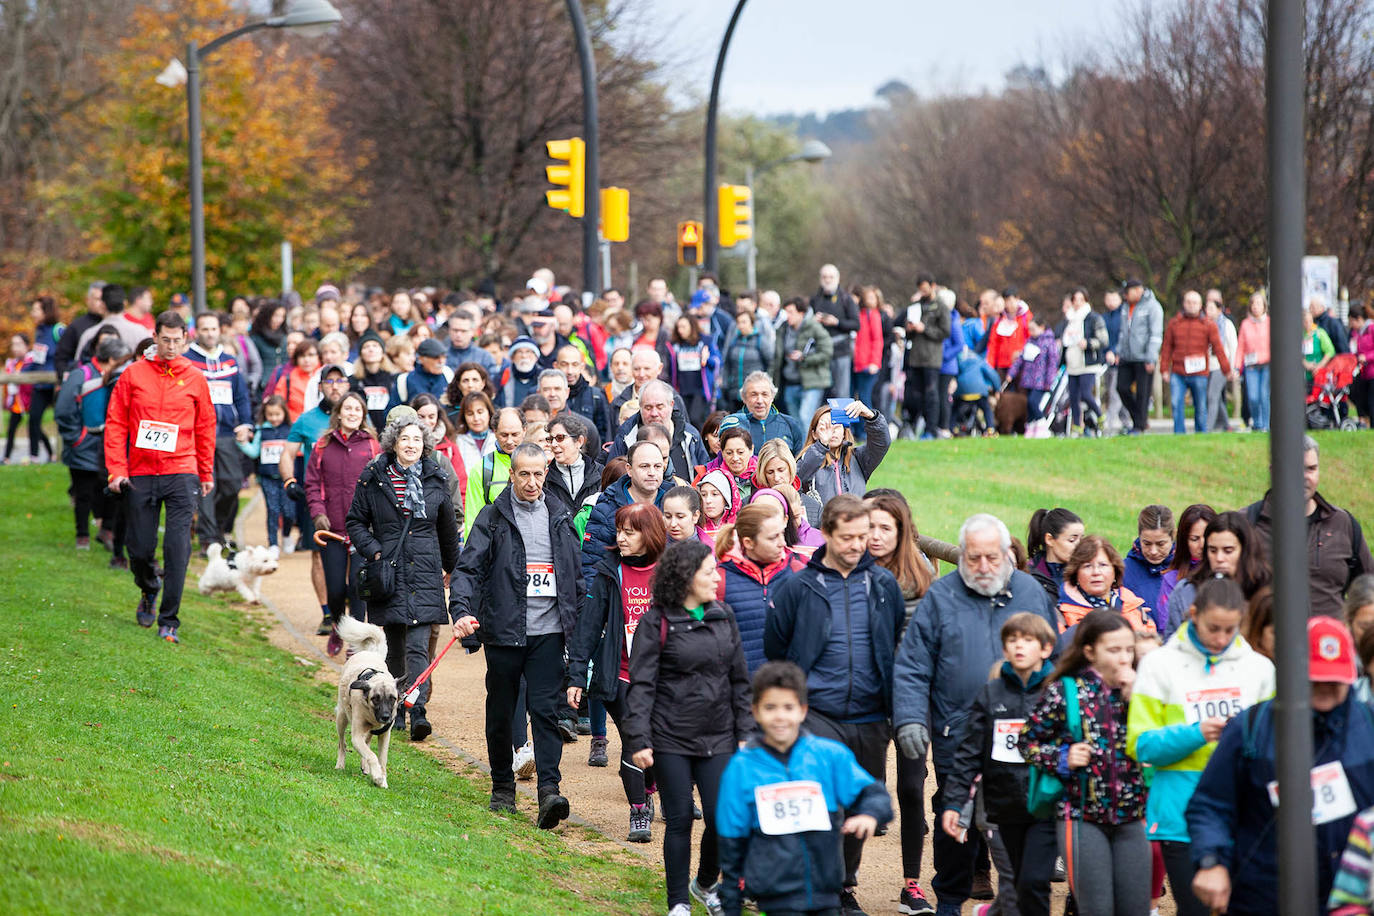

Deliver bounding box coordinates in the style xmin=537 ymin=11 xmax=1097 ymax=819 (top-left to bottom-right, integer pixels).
xmin=754 ymin=780 xmax=830 ymax=835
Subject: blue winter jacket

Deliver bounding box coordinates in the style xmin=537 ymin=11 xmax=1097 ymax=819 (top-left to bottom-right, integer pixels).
xmin=940 ymin=314 xmax=967 ymax=375
xmin=1103 ymin=305 xmax=1123 ymax=354
xmin=1122 ymin=538 xmax=1172 ymax=631
xmin=26 ymin=322 xmax=62 ymax=390
xmin=719 ymin=549 xmax=806 ymax=674
xmin=764 ymin=549 xmax=905 ymax=720
xmin=580 ymin=475 xmax=673 ymax=590
xmin=1187 ymin=695 xmax=1374 ymax=916
xmin=717 ymin=733 xmax=893 ymax=916
xmin=728 ymin=405 xmax=804 ymax=455
xmin=892 ymin=568 xmax=1058 ymax=770
xmin=954 ymin=351 xmax=1000 ymax=399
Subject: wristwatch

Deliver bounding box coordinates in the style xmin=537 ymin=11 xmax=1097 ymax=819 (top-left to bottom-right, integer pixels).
xmin=1198 ymin=853 xmax=1223 ymax=870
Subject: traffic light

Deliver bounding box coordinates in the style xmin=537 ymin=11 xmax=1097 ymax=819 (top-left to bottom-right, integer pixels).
xmin=601 ymin=187 xmax=629 ymax=242
xmin=545 ymin=137 xmax=585 ymax=218
xmin=677 ymin=220 xmax=703 ymax=266
xmin=717 ymin=183 xmax=752 ymax=248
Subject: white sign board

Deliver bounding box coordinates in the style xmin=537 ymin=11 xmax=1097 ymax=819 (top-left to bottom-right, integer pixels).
xmin=1302 ymin=256 xmax=1339 ymax=316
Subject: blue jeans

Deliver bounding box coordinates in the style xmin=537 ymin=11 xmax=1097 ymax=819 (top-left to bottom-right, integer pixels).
xmin=782 ymin=385 xmax=825 ymax=426
xmin=852 ymin=368 xmax=879 ymax=408
xmin=1244 ymin=364 xmax=1271 ymax=431
xmin=260 ymin=475 xmax=286 ymax=547
xmin=1170 ymin=373 xmax=1209 ymax=433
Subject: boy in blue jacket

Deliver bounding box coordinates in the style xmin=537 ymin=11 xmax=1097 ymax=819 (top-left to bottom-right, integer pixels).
xmin=717 ymin=661 xmax=892 ymax=916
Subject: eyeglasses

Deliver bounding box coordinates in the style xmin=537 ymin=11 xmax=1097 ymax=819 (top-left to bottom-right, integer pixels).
xmin=321 ymin=378 xmax=350 ymax=386
xmin=550 ymin=433 xmax=575 ymax=443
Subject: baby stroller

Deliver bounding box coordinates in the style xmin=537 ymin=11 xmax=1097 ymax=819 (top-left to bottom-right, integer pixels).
xmin=1050 ymin=367 xmax=1104 ymax=437
xmin=951 ymin=394 xmax=992 ymax=437
xmin=1307 ymin=353 xmax=1363 ymax=431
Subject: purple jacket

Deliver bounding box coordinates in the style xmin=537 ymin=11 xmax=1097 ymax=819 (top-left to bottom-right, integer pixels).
xmin=1009 ymin=329 xmax=1060 ymax=392
xmin=307 ymin=428 xmax=381 ymax=532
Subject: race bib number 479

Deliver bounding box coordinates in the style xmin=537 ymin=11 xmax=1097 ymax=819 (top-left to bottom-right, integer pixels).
xmin=135 ymin=419 xmax=179 ymax=453
xmin=755 ymin=780 xmax=830 ymax=835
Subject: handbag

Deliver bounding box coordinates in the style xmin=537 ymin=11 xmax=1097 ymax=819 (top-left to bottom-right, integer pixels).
xmin=358 ymin=513 xmax=412 ymax=604
xmin=1026 ymin=676 xmax=1082 ymax=819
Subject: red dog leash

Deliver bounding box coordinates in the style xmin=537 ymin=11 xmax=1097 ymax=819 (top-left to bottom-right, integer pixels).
xmin=404 ymin=635 xmax=459 ymax=707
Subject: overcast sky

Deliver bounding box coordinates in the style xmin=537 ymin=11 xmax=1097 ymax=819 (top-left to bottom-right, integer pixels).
xmin=638 ymin=0 xmax=1119 ymax=116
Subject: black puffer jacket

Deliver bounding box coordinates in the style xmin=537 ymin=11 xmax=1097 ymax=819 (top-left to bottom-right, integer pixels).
xmin=623 ymin=599 xmax=753 ymax=757
xmin=568 ymin=552 xmax=635 ymax=701
xmin=346 ymin=454 xmax=461 ymax=627
xmin=545 ymin=456 xmax=604 ymax=516
xmin=448 ymin=487 xmax=581 ymax=647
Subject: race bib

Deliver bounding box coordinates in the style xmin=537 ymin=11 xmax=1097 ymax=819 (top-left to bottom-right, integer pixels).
xmin=134 ymin=419 xmax=178 ymax=452
xmin=208 ymin=380 xmax=234 ymax=405
xmin=755 ymin=780 xmax=830 ymax=835
xmin=1267 ymin=761 xmax=1357 ymax=825
xmin=525 ymin=562 xmax=555 ymax=597
xmin=1183 ymin=686 xmax=1244 ymax=725
xmin=1021 ymin=343 xmax=1041 ymax=361
xmin=996 ymin=319 xmax=1017 ymax=337
xmin=364 ymin=386 xmax=390 ymax=411
xmin=677 ymin=350 xmax=702 ymax=372
xmin=992 ymin=719 xmax=1026 ymax=763
xmin=1244 ymin=352 xmax=1260 ymax=368
xmin=30 ymin=344 xmax=48 ymax=364
xmin=1183 ymin=355 xmax=1206 ymax=374
xmin=260 ymin=439 xmax=286 ymax=466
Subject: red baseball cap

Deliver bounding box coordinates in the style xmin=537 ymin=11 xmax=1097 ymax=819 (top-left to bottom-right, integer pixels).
xmin=1308 ymin=617 xmax=1357 ymax=684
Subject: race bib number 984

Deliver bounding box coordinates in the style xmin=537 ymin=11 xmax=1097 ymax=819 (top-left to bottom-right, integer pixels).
xmin=755 ymin=780 xmax=830 ymax=835
xmin=525 ymin=562 xmax=555 ymax=597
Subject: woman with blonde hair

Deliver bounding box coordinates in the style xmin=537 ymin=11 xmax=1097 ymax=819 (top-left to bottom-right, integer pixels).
xmin=752 ymin=438 xmax=820 ymax=526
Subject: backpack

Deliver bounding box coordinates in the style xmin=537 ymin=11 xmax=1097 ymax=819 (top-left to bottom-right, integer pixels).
xmin=1026 ymin=677 xmax=1082 ymax=819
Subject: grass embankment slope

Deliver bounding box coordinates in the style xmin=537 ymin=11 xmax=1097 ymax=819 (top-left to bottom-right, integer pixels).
xmin=869 ymin=431 xmax=1373 ymax=549
xmin=0 ymin=467 xmax=660 ymax=915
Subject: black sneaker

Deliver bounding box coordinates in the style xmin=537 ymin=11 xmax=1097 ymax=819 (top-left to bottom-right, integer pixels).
xmin=898 ymin=881 xmax=935 ymax=915
xmin=970 ymin=864 xmax=994 ymax=900
xmin=537 ymin=792 xmax=570 ymax=830
xmin=409 ymin=711 xmax=431 ymax=742
xmin=628 ymin=803 xmax=652 ymax=843
xmin=315 ymin=616 xmax=332 ymax=636
xmin=839 ymin=887 xmax=868 ymax=916
xmin=489 ymin=785 xmax=516 ymax=814
xmin=588 ymin=736 xmax=608 ymax=767
xmin=136 ymin=594 xmax=156 ymax=628
xmin=556 ymin=717 xmax=578 ymax=743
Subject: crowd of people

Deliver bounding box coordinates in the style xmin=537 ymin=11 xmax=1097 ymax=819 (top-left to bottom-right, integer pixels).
xmin=11 ymin=265 xmax=1374 ymax=916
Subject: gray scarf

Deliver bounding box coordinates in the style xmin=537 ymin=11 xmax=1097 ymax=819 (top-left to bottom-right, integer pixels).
xmin=399 ymin=459 xmax=427 ymax=519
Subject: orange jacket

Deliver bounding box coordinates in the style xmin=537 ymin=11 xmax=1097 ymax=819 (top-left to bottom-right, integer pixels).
xmin=1058 ymin=584 xmax=1156 ymax=634
xmin=104 ymin=355 xmax=216 ymax=483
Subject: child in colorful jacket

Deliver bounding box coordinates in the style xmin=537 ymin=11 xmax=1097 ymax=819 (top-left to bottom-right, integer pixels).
xmin=1007 ymin=316 xmax=1060 ymax=423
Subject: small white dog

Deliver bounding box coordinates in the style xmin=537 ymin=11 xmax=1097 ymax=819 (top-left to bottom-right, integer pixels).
xmin=335 ymin=615 xmax=398 ymax=788
xmin=197 ymin=543 xmax=279 ymax=603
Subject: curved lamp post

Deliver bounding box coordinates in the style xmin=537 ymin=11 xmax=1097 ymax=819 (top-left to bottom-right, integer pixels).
xmin=185 ymin=0 xmax=342 ymax=312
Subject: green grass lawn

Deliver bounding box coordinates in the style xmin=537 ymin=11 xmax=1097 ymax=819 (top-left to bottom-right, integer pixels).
xmin=869 ymin=430 xmax=1373 ymax=550
xmin=0 ymin=467 xmax=660 ymax=915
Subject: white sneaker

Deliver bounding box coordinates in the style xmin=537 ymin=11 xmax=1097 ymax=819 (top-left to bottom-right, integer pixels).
xmin=513 ymin=742 xmax=536 ymax=780
xmin=282 ymin=533 xmax=298 ymax=554
xmin=668 ymin=906 xmax=691 ymax=916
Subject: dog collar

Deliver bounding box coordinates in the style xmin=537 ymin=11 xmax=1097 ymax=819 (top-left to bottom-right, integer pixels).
xmin=370 ymin=719 xmax=394 ymax=736
xmin=350 ymin=669 xmax=396 ymax=735
xmin=224 ymin=549 xmax=238 ymax=570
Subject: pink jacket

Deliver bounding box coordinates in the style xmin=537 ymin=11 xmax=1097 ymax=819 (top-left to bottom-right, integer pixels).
xmin=1236 ymin=314 xmax=1270 ymax=369
xmin=1356 ymin=325 xmax=1374 ymax=380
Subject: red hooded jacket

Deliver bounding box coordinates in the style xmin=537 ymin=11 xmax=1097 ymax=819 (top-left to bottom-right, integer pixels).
xmin=104 ymin=355 xmax=216 ymax=483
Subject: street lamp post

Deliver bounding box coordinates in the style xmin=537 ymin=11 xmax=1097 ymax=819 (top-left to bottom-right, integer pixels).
xmin=184 ymin=0 xmax=341 ymax=313
xmin=743 ymin=139 xmax=831 ymax=290
xmin=703 ymin=0 xmax=749 ymax=275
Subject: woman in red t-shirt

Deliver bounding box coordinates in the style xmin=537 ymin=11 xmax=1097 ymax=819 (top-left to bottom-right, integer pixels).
xmin=566 ymin=502 xmax=668 ymax=843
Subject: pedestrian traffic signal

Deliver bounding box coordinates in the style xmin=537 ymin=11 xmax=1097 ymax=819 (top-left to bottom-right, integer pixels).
xmin=717 ymin=183 xmax=752 ymax=248
xmin=601 ymin=187 xmax=629 ymax=242
xmin=545 ymin=137 xmax=585 ymax=218
xmin=677 ymin=220 xmax=703 ymax=266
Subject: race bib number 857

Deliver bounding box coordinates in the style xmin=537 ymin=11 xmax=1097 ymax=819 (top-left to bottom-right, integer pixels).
xmin=755 ymin=780 xmax=830 ymax=835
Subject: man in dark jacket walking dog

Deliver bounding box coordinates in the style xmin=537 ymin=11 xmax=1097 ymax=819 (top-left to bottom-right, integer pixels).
xmin=450 ymin=443 xmax=581 ymax=830
xmin=765 ymin=493 xmax=905 ymax=915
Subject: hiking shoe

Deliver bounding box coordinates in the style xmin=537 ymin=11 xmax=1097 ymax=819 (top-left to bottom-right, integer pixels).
xmin=409 ymin=712 xmax=431 ymax=742
xmin=899 ymin=880 xmax=935 ymax=915
xmin=689 ymin=878 xmax=724 ymax=916
xmin=109 ymin=556 xmax=128 ymax=571
xmin=315 ymin=616 xmax=332 ymax=636
xmin=325 ymin=624 xmax=342 ymax=657
xmin=158 ymin=626 xmax=179 ymax=644
xmin=577 ymin=716 xmax=591 ymax=735
xmin=839 ymin=887 xmax=868 ymax=915
xmin=136 ymin=594 xmax=156 ymax=628
xmin=513 ymin=742 xmax=537 ymax=780
xmin=556 ymin=717 xmax=579 ymax=743
xmin=75 ymin=536 xmax=90 ymax=550
xmin=970 ymin=865 xmax=994 ymax=900
xmin=537 ymin=792 xmax=570 ymax=830
xmin=588 ymin=736 xmax=609 ymax=767
xmin=628 ymin=803 xmax=652 ymax=843
xmin=1053 ymin=855 xmax=1066 ymax=882
xmin=644 ymin=794 xmax=656 ymax=824
xmin=489 ymin=786 xmax=517 ymax=814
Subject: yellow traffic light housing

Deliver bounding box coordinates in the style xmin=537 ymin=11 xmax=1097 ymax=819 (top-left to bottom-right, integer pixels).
xmin=545 ymin=138 xmax=586 ymax=218
xmin=601 ymin=187 xmax=629 ymax=242
xmin=717 ymin=183 xmax=752 ymax=248
xmin=677 ymin=220 xmax=703 ymax=266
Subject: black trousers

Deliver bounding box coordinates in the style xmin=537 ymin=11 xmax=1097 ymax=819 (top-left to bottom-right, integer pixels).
xmin=382 ymin=622 xmax=433 ymax=713
xmin=321 ymin=540 xmax=364 ymax=623
xmin=656 ymin=750 xmax=729 ymax=908
xmin=70 ymin=467 xmax=108 ymax=539
xmin=903 ymin=365 xmax=940 ymax=434
xmin=4 ymin=410 xmax=22 ymax=460
xmin=1159 ymin=840 xmax=1208 ymax=916
xmin=1116 ymin=361 xmax=1153 ymax=432
xmin=484 ymin=634 xmax=565 ymax=795
xmin=804 ymin=709 xmax=890 ymax=888
xmin=895 ymin=744 xmax=929 ymax=880
xmin=996 ymin=819 xmax=1058 ymax=916
xmin=601 ymin=680 xmax=649 ymax=806
xmin=930 ymin=762 xmax=988 ymax=906
xmin=938 ymin=372 xmax=956 ymax=431
xmin=26 ymin=387 xmax=55 ymax=459
xmin=125 ymin=474 xmax=198 ymax=629
xmin=196 ymin=434 xmax=244 ymax=546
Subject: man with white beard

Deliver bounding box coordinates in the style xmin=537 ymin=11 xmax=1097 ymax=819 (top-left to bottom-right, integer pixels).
xmin=891 ymin=514 xmax=1057 ymax=916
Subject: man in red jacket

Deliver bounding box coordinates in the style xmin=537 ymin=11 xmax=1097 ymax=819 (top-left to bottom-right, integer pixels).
xmin=105 ymin=312 xmax=216 ymax=643
xmin=1160 ymin=289 xmax=1231 ymax=434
